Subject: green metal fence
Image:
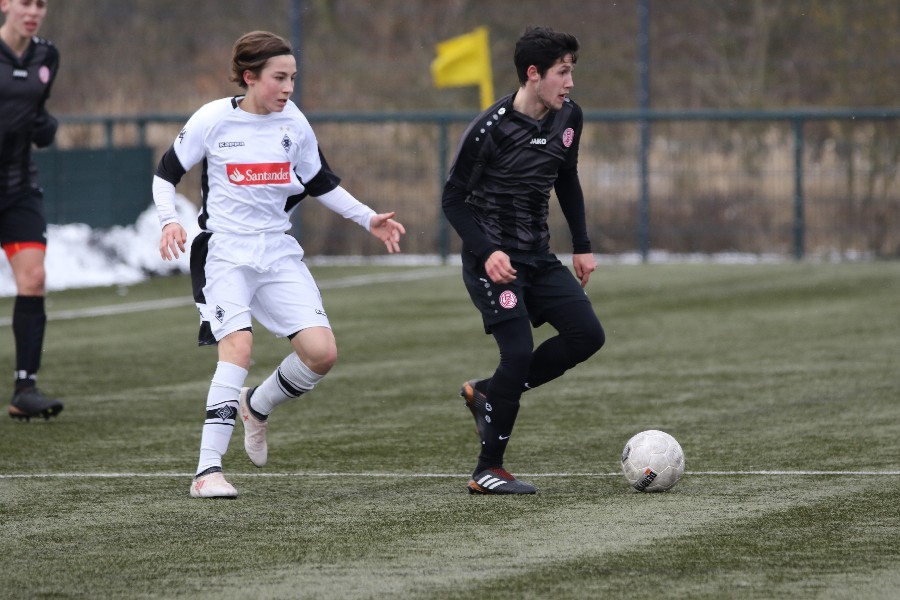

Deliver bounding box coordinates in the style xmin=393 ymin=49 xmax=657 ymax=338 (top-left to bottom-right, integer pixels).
xmin=43 ymin=108 xmax=900 ymax=259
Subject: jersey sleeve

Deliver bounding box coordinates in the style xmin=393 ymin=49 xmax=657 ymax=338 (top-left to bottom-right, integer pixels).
xmin=32 ymin=42 xmax=60 ymax=147
xmin=155 ymin=101 xmax=221 ymax=186
xmin=445 ymin=111 xmax=492 ymax=192
xmin=170 ymin=105 xmax=213 ymax=174
xmin=554 ymin=105 xmax=591 ymax=254
xmin=290 ymin=109 xmax=335 ymax=192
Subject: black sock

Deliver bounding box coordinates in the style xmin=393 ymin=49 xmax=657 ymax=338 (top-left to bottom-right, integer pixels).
xmin=13 ymin=296 xmax=46 ymax=391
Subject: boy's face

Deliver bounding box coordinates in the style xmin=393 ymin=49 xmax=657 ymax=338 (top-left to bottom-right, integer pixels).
xmin=535 ymin=54 xmax=576 ymax=113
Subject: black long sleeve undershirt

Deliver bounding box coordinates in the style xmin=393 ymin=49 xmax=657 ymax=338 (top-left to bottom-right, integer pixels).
xmin=554 ymin=168 xmax=592 ymax=255
xmin=441 ymin=181 xmax=498 ymax=263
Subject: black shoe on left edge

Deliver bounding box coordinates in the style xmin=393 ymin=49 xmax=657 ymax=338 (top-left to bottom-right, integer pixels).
xmin=8 ymin=387 xmax=63 ymax=421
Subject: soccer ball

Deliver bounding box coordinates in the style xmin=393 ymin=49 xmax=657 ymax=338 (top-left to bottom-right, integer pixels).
xmin=621 ymin=430 xmax=685 ymax=492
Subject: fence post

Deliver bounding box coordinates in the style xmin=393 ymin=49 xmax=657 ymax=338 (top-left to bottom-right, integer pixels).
xmin=438 ymin=119 xmax=450 ymax=262
xmin=793 ymin=117 xmax=805 ymax=260
xmin=637 ymin=0 xmax=652 ymax=262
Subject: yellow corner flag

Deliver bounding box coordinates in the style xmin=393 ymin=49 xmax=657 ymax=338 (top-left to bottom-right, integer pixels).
xmin=431 ymin=26 xmax=495 ymax=110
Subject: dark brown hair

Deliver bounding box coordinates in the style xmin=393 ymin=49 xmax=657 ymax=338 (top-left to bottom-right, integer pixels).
xmin=514 ymin=26 xmax=579 ymax=85
xmin=230 ymin=30 xmax=292 ymax=89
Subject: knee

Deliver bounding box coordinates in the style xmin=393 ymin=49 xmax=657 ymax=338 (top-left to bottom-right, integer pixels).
xmin=573 ymin=319 xmax=605 ymax=362
xmin=302 ymin=345 xmax=337 ymax=375
xmin=295 ymin=338 xmax=338 ymax=375
xmin=499 ymin=343 xmax=534 ymax=372
xmin=15 ymin=263 xmax=46 ymax=296
xmin=290 ymin=327 xmax=338 ymax=375
xmin=218 ymin=331 xmax=254 ymax=369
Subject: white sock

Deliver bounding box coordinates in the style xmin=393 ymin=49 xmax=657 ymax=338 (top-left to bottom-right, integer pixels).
xmin=196 ymin=361 xmax=248 ymax=476
xmin=251 ymin=353 xmax=323 ymax=415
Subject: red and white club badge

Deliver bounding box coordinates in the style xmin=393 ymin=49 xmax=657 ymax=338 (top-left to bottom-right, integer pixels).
xmin=39 ymin=66 xmax=51 ymax=84
xmin=562 ymin=127 xmax=575 ymax=148
xmin=498 ymin=290 xmax=518 ymax=309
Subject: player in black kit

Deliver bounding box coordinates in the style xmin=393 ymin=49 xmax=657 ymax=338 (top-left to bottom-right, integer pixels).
xmin=0 ymin=0 xmax=63 ymax=421
xmin=442 ymin=27 xmax=605 ymax=494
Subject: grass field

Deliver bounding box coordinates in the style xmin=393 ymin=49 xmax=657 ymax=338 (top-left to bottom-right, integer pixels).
xmin=1 ymin=261 xmax=899 ymax=599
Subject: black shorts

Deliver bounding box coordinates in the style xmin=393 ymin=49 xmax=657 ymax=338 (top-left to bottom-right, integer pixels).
xmin=461 ymin=250 xmax=592 ymax=334
xmin=0 ymin=188 xmax=48 ymax=247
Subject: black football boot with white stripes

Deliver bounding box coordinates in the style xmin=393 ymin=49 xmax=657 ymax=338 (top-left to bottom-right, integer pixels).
xmin=468 ymin=467 xmax=537 ymax=495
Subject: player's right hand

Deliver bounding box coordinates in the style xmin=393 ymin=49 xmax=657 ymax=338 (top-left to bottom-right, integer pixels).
xmin=160 ymin=222 xmax=187 ymax=260
xmin=485 ymin=250 xmax=517 ymax=284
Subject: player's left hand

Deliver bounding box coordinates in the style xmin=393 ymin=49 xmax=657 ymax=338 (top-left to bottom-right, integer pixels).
xmin=369 ymin=211 xmax=406 ymax=254
xmin=572 ymin=252 xmax=596 ymax=287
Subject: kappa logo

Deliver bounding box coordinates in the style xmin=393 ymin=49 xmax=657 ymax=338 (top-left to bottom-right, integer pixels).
xmin=227 ymin=162 xmax=291 ymax=185
xmin=218 ymin=141 xmax=245 ymax=148
xmin=498 ymin=290 xmax=518 ymax=309
xmin=177 ymin=128 xmax=187 ymax=143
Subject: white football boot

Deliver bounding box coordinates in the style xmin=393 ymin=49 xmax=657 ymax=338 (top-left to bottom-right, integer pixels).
xmin=239 ymin=387 xmax=268 ymax=467
xmin=189 ymin=470 xmax=238 ymax=498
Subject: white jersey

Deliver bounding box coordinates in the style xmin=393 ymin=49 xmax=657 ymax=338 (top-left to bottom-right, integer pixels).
xmin=175 ymin=97 xmax=320 ymax=234
xmin=154 ymin=96 xmax=375 ymax=236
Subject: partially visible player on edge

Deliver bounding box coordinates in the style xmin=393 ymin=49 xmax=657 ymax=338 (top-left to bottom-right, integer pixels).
xmin=441 ymin=26 xmax=605 ymax=495
xmin=0 ymin=0 xmax=63 ymax=421
xmin=153 ymin=30 xmax=405 ymax=499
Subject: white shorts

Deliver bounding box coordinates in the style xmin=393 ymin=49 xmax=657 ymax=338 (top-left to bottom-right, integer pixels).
xmin=192 ymin=232 xmax=331 ymax=343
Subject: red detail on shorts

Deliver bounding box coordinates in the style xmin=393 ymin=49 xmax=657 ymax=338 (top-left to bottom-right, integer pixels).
xmin=226 ymin=162 xmax=291 ymax=185
xmin=499 ymin=290 xmax=518 ymax=309
xmin=3 ymin=242 xmax=46 ymax=260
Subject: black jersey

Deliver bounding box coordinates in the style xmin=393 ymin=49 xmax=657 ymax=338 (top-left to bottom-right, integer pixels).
xmin=0 ymin=35 xmax=59 ymax=199
xmin=442 ymin=92 xmax=590 ymax=260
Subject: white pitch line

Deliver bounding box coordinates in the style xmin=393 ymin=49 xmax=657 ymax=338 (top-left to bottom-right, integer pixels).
xmin=0 ymin=267 xmax=452 ymax=327
xmin=2 ymin=470 xmax=899 ymax=480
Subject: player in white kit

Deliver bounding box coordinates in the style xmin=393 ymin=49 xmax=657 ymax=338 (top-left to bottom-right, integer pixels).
xmin=152 ymin=31 xmax=405 ymax=498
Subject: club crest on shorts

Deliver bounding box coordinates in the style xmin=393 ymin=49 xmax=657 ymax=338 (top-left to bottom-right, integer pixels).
xmin=215 ymin=305 xmax=225 ymax=322
xmin=498 ymin=290 xmax=518 ymax=309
